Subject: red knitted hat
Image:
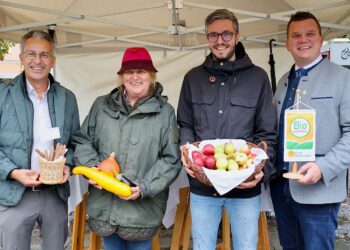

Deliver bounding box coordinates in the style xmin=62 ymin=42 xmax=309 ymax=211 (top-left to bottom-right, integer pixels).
xmin=117 ymin=47 xmax=158 ymax=74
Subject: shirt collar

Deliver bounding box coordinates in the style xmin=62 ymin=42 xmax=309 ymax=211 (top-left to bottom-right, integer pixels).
xmin=26 ymin=80 xmax=51 ymax=99
xmin=295 ymin=55 xmax=322 ymax=70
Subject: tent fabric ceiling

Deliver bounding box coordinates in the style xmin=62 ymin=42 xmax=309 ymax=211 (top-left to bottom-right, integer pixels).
xmin=0 ymin=0 xmax=349 ymax=52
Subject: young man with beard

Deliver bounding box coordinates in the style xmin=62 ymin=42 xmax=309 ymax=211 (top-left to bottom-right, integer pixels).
xmin=271 ymin=11 xmax=350 ymax=249
xmin=0 ymin=30 xmax=80 ymax=250
xmin=177 ymin=9 xmax=277 ymax=250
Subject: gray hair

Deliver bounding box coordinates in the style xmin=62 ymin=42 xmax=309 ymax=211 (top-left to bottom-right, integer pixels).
xmin=20 ymin=30 xmax=55 ymax=53
xmin=205 ymin=9 xmax=239 ymax=34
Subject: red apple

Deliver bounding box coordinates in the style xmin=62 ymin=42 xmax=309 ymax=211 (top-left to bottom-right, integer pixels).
xmin=204 ymin=155 xmax=216 ymax=169
xmin=193 ymin=158 xmax=204 ymax=167
xmin=203 ymin=144 xmax=215 ymax=156
xmin=192 ymin=150 xmax=203 ymax=160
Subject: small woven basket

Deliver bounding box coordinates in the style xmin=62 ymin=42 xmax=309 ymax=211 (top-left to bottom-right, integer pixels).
xmin=39 ymin=157 xmax=66 ymax=184
xmin=181 ymin=141 xmax=267 ymax=186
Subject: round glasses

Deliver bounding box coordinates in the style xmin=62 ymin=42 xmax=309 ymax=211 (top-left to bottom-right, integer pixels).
xmin=22 ymin=51 xmax=52 ymax=61
xmin=207 ymin=31 xmax=235 ymax=42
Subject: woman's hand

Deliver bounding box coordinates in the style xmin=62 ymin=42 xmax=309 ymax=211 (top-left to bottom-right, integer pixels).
xmin=87 ymin=166 xmax=103 ymax=189
xmin=118 ymin=186 xmax=141 ymax=200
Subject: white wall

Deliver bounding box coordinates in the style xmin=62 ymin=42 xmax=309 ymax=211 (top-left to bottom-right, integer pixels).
xmin=55 ymin=47 xmax=293 ymax=120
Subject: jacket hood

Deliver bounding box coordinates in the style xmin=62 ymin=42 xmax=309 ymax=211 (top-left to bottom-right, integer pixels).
xmin=105 ymin=82 xmax=168 ymax=112
xmin=203 ymin=42 xmax=253 ymax=75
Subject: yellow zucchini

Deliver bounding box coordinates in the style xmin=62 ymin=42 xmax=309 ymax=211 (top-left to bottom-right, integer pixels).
xmin=73 ymin=166 xmax=132 ymax=197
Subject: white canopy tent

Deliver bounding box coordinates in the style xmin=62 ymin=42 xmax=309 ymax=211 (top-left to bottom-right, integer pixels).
xmin=1 ymin=0 xmax=349 ymax=116
xmin=1 ymin=0 xmax=350 ymax=51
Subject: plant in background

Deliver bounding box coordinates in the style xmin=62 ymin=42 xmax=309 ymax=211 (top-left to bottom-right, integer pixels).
xmin=0 ymin=38 xmax=15 ymax=61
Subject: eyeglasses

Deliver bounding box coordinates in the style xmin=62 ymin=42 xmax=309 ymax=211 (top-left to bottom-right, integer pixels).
xmin=207 ymin=31 xmax=235 ymax=42
xmin=22 ymin=51 xmax=52 ymax=61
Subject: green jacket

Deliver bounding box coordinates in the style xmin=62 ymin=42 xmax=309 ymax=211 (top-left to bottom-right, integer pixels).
xmin=72 ymin=83 xmax=181 ymax=229
xmin=0 ymin=72 xmax=80 ymax=206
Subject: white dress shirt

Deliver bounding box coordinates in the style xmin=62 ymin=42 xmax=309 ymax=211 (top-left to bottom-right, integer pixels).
xmin=295 ymin=55 xmax=323 ymax=70
xmin=26 ymin=80 xmax=54 ymax=171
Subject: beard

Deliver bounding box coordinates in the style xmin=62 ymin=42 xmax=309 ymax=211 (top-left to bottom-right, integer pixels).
xmin=211 ymin=43 xmax=236 ymax=62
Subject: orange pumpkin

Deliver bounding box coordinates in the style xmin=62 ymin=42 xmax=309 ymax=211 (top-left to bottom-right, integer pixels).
xmin=98 ymin=152 xmax=121 ymax=177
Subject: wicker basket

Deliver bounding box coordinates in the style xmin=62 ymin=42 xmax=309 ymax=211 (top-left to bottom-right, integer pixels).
xmin=181 ymin=141 xmax=267 ymax=186
xmin=39 ymin=157 xmax=66 ymax=184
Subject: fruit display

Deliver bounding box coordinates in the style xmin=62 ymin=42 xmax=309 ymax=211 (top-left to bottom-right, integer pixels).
xmin=180 ymin=139 xmax=268 ymax=188
xmin=190 ymin=141 xmax=257 ymax=171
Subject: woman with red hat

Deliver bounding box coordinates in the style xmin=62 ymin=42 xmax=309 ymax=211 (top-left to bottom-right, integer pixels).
xmin=72 ymin=47 xmax=181 ymax=250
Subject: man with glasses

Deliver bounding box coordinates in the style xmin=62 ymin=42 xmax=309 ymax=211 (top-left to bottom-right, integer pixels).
xmin=0 ymin=30 xmax=80 ymax=250
xmin=177 ymin=9 xmax=277 ymax=250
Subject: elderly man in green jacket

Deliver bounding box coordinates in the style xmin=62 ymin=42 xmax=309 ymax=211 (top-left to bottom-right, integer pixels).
xmin=0 ymin=30 xmax=80 ymax=250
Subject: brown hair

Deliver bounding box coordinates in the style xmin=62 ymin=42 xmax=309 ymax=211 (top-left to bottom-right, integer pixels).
xmin=205 ymin=9 xmax=239 ymax=34
xmin=287 ymin=11 xmax=322 ymax=36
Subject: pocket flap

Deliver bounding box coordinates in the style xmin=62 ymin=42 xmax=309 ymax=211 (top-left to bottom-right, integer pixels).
xmin=230 ymin=97 xmax=256 ymax=108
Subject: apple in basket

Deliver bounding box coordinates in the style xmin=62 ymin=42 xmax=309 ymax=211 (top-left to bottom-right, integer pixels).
xmin=224 ymin=142 xmax=235 ymax=154
xmin=192 ymin=150 xmax=203 ymax=160
xmin=216 ymin=158 xmax=228 ymax=170
xmin=204 ymin=156 xmax=216 ymax=169
xmin=235 ymin=152 xmax=249 ymax=165
xmin=193 ymin=157 xmax=204 ymax=167
xmin=202 ymin=144 xmax=215 ymax=156
xmin=228 ymin=160 xmax=239 ymax=171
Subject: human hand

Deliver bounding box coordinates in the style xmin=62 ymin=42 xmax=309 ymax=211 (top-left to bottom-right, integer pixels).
xmin=236 ymin=170 xmax=264 ymax=189
xmin=10 ymin=169 xmax=41 ymax=187
xmin=118 ymin=186 xmax=141 ymax=200
xmin=180 ymin=145 xmax=195 ymax=178
xmin=297 ymin=162 xmax=322 ymax=184
xmin=87 ymin=166 xmax=103 ymax=189
xmin=56 ymin=165 xmax=71 ymax=184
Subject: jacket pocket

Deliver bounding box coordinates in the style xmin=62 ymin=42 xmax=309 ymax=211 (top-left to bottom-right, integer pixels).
xmin=310 ymin=96 xmax=333 ymax=100
xmin=230 ymin=97 xmax=257 ymax=109
xmin=191 ymin=95 xmax=215 ymax=129
xmin=229 ymin=97 xmax=257 ymax=135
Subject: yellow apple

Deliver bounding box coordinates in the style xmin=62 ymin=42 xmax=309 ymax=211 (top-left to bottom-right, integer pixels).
xmin=216 ymin=158 xmax=228 ymax=170
xmin=224 ymin=142 xmax=235 ymax=154
xmin=228 ymin=160 xmax=239 ymax=171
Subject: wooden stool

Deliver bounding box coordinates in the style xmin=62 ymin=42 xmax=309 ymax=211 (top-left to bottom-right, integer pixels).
xmin=71 ymin=193 xmax=161 ymax=250
xmin=170 ymin=187 xmax=271 ymax=250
